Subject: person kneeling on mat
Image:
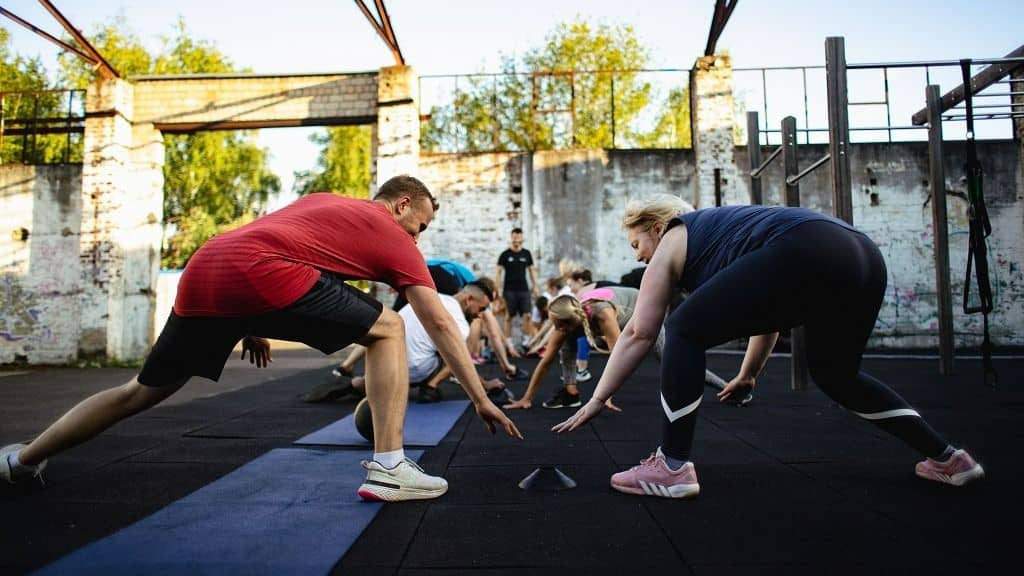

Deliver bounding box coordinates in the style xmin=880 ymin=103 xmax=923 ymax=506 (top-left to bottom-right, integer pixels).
xmin=329 ymin=261 xmax=528 ymax=388
xmin=328 ymin=281 xmax=511 ymax=404
xmin=0 ymin=175 xmax=523 ymax=503
xmin=553 ymin=195 xmax=983 ymax=498
xmin=504 ymin=286 xmax=739 ymax=412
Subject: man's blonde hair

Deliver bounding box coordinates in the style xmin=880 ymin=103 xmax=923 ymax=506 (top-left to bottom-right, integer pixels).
xmin=622 ymin=194 xmax=694 ymax=232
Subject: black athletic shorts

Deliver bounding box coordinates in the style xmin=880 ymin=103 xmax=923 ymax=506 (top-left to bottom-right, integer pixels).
xmin=138 ymin=272 xmax=383 ymax=387
xmin=504 ymin=290 xmax=532 ymax=316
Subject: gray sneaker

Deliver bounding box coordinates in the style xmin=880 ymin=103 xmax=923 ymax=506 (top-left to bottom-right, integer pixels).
xmin=357 ymin=457 xmax=448 ymax=501
xmin=1 ymin=444 xmax=47 ymax=485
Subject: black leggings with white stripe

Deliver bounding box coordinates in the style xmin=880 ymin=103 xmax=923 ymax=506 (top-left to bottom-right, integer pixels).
xmin=660 ymin=221 xmax=949 ymax=461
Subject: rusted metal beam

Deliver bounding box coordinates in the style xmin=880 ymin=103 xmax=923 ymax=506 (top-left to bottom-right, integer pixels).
xmin=37 ymin=0 xmax=119 ymax=79
xmin=354 ymin=0 xmax=404 ymax=66
xmin=374 ymin=0 xmax=404 ymax=65
xmin=704 ymin=0 xmax=738 ymax=56
xmin=0 ymin=6 xmax=98 ymax=65
xmin=153 ymin=115 xmax=378 ymax=134
xmin=911 ymin=44 xmax=1024 ymax=126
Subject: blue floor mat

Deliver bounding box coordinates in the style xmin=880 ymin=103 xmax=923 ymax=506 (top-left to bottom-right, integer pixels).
xmin=34 ymin=448 xmax=422 ymax=576
xmin=294 ymin=399 xmax=470 ymax=447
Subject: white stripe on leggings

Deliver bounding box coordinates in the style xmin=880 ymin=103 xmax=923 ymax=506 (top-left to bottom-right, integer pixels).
xmin=662 ymin=394 xmax=702 ymax=423
xmin=851 ymin=408 xmax=920 ymax=420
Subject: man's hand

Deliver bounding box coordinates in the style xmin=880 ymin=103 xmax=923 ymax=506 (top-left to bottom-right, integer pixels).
xmin=241 ymin=336 xmax=272 ymax=368
xmin=551 ymin=397 xmax=604 ymax=433
xmin=475 ymin=399 xmax=524 ymax=439
xmin=717 ymin=375 xmax=755 ymax=404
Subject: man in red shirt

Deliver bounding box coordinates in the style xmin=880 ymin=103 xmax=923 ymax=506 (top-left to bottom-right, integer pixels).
xmin=1 ymin=176 xmax=522 ymax=502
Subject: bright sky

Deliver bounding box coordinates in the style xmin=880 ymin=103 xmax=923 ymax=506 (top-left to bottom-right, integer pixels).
xmin=4 ymin=0 xmax=1022 ymax=206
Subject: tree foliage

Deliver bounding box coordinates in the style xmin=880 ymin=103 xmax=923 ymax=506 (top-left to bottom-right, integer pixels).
xmin=636 ymin=86 xmax=692 ymax=149
xmin=293 ymin=125 xmax=371 ymax=198
xmin=57 ymin=19 xmax=280 ymax=269
xmin=0 ymin=27 xmax=80 ymax=163
xmin=421 ymin=18 xmax=690 ymax=152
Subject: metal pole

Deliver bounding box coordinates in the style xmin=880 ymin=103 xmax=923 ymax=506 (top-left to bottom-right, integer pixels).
xmin=782 ymin=116 xmax=801 ymax=207
xmin=1013 ymin=67 xmax=1024 ymax=141
xmin=714 ymin=168 xmax=722 ymax=207
xmin=782 ymin=115 xmax=809 ymax=391
xmin=746 ymin=111 xmax=763 ymax=204
xmin=493 ymin=76 xmax=500 ymax=150
xmin=610 ymin=74 xmax=616 ymax=148
xmin=0 ymin=94 xmax=5 ymax=163
xmin=927 ymin=85 xmax=955 ymax=375
xmin=826 ymin=36 xmax=854 ymax=224
xmin=65 ymin=90 xmax=73 ymax=162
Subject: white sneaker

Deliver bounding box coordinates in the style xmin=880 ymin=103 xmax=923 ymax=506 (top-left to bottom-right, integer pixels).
xmin=1 ymin=443 xmax=47 ymax=485
xmin=357 ymin=457 xmax=448 ymax=502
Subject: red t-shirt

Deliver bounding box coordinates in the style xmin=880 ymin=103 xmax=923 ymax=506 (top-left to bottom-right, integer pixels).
xmin=174 ymin=194 xmax=435 ymax=317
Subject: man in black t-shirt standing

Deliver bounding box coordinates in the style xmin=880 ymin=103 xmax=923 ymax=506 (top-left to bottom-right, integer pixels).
xmin=495 ymin=227 xmax=539 ymax=350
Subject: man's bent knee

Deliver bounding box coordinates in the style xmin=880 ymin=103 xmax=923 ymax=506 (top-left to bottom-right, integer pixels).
xmin=361 ymin=308 xmax=404 ymax=343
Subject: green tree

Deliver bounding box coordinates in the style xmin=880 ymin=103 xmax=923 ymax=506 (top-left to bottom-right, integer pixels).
xmin=636 ymin=86 xmax=692 ymax=149
xmin=421 ymin=18 xmax=659 ymax=151
xmin=58 ymin=19 xmax=280 ymax=268
xmin=293 ymin=125 xmax=372 ymax=198
xmin=0 ymin=27 xmax=77 ymax=163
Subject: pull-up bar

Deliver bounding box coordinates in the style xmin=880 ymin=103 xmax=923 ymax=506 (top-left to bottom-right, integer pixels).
xmin=749 ymin=145 xmax=782 ymax=179
xmin=785 ymin=153 xmax=830 ymax=186
xmin=910 ymin=45 xmax=1024 ymax=125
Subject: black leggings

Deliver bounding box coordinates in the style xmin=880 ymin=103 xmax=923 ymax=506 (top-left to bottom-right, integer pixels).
xmin=660 ymin=221 xmax=949 ymax=461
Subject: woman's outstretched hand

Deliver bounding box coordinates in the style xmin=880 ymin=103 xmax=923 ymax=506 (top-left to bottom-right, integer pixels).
xmin=551 ymin=397 xmax=605 ymax=433
xmin=717 ymin=375 xmax=754 ymax=404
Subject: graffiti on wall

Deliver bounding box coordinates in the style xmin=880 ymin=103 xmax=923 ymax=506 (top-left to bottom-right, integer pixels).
xmin=0 ymin=273 xmax=47 ymax=342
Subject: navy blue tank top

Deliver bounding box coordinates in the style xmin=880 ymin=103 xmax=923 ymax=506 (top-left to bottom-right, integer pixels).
xmin=667 ymin=205 xmax=857 ymax=292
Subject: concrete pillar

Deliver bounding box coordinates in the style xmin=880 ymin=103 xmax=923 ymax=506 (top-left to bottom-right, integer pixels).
xmin=129 ymin=123 xmax=165 ymax=350
xmin=689 ymin=55 xmax=740 ymax=208
xmin=81 ymin=78 xmax=164 ymax=360
xmin=372 ymin=66 xmax=420 ymax=193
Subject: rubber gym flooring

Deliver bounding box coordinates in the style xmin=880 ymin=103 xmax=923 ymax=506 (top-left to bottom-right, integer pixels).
xmin=1 ymin=347 xmax=1017 ymax=574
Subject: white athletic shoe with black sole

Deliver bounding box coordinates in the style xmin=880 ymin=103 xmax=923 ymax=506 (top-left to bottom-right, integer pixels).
xmin=1 ymin=443 xmax=47 ymax=485
xmin=357 ymin=457 xmax=448 ymax=502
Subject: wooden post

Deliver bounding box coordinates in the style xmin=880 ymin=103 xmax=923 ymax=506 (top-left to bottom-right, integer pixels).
xmin=782 ymin=115 xmax=809 ymax=391
xmin=927 ymin=85 xmax=955 ymax=374
xmin=826 ymin=37 xmax=853 ymax=224
xmin=747 ymin=111 xmax=763 ymax=204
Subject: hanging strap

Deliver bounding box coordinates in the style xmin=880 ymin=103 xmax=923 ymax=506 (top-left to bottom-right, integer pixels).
xmin=959 ymin=59 xmax=997 ymax=387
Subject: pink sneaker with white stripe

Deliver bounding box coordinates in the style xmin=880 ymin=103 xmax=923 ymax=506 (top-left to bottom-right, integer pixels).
xmin=610 ymin=448 xmax=700 ymax=499
xmin=915 ymin=449 xmax=984 ymax=487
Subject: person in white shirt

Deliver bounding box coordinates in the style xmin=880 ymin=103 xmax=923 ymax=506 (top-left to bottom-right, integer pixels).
xmin=340 ymin=282 xmax=504 ymax=403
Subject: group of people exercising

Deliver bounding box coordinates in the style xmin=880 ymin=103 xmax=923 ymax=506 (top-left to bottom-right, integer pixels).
xmin=1 ymin=175 xmax=984 ymax=502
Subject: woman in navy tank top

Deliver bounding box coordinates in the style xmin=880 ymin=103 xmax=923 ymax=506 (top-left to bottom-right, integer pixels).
xmin=553 ymin=195 xmax=984 ymax=499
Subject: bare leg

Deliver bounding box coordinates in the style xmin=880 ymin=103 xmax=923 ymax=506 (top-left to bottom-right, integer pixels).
xmin=502 ymin=309 xmax=513 ymax=342
xmin=467 ymin=319 xmax=484 ymax=356
xmin=481 ymin=310 xmax=517 ymax=373
xmin=339 ymin=344 xmax=367 ymax=374
xmin=519 ymin=312 xmax=535 ymax=340
xmin=359 ymin=308 xmax=408 ymax=453
xmin=19 ymin=376 xmax=187 ymax=466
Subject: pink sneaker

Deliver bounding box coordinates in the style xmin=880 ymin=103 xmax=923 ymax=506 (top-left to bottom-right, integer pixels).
xmin=610 ymin=448 xmax=700 ymax=499
xmin=915 ymin=449 xmax=985 ymax=487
